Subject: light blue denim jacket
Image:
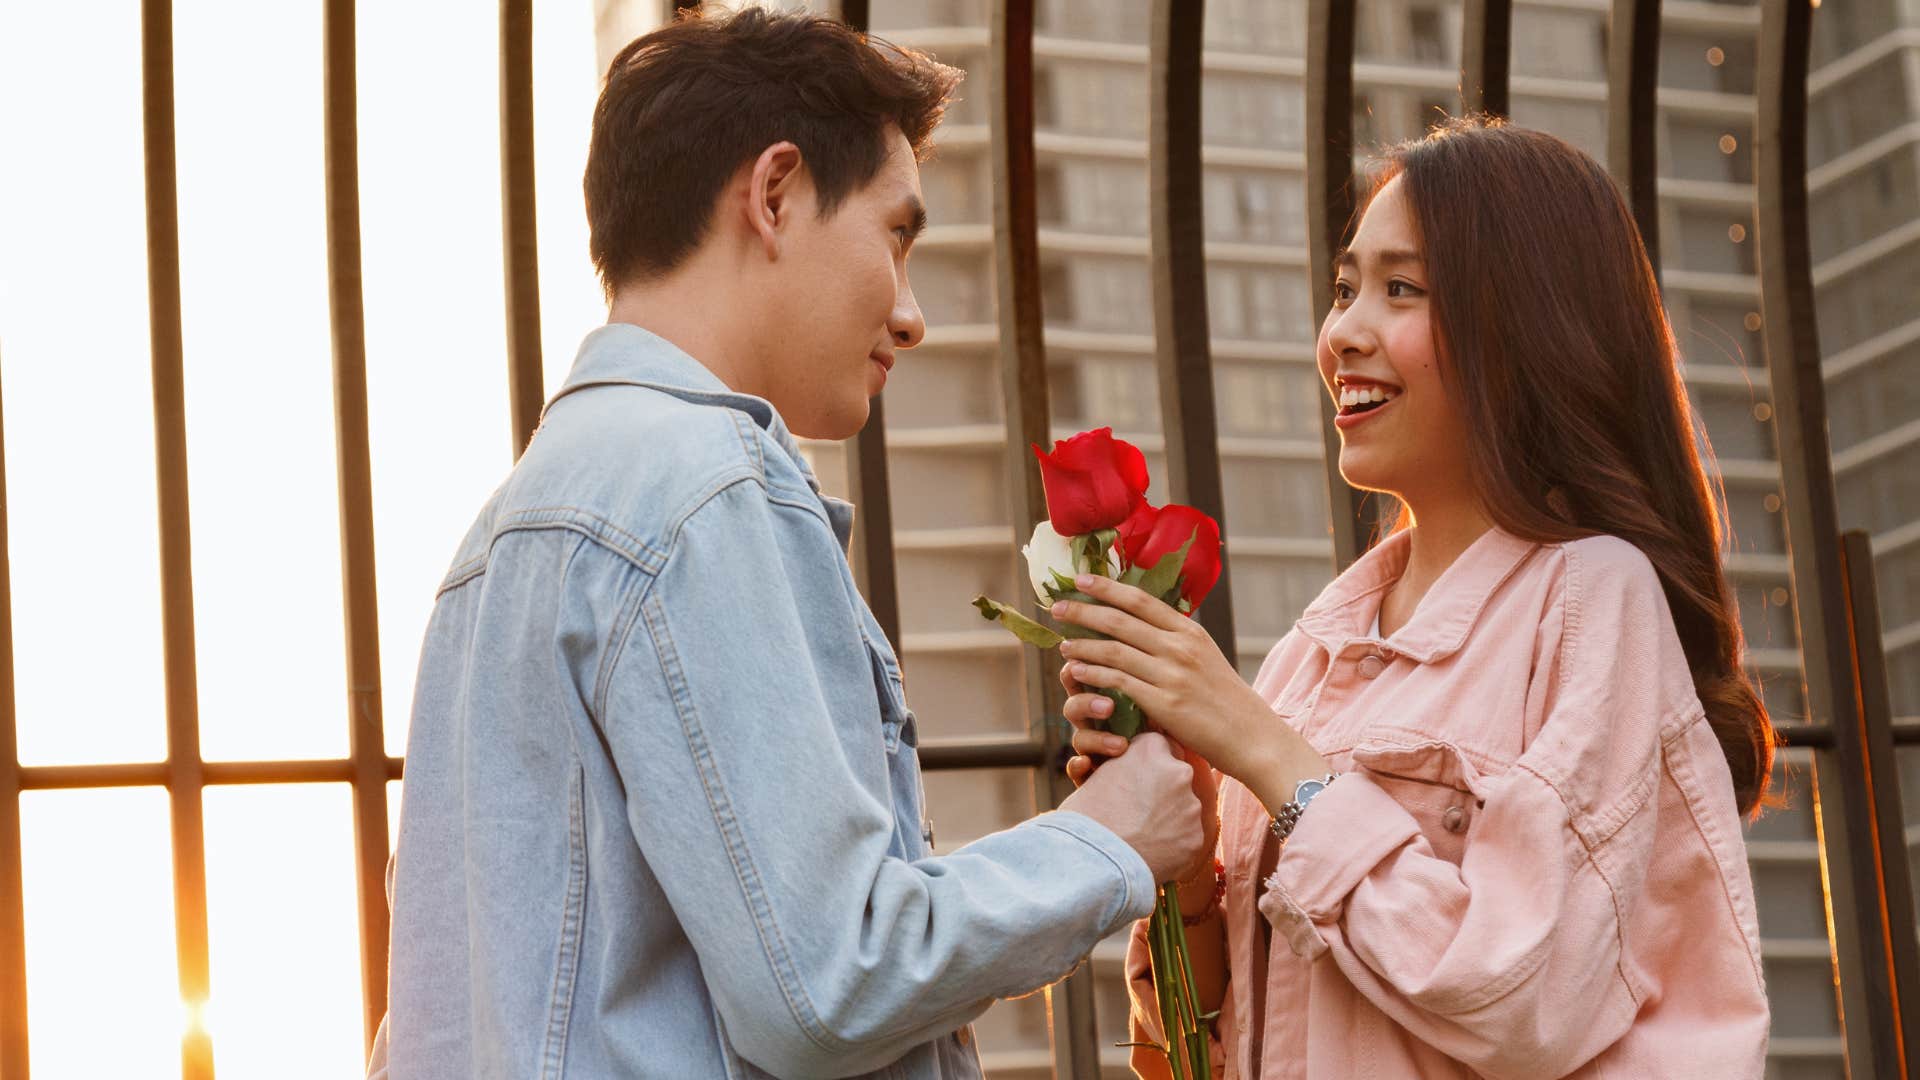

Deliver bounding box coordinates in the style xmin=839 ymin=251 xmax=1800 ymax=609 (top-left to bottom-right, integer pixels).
xmin=369 ymin=325 xmax=1156 ymax=1079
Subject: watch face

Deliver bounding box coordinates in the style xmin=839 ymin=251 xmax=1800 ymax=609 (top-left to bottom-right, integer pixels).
xmin=1296 ymin=779 xmax=1327 ymax=803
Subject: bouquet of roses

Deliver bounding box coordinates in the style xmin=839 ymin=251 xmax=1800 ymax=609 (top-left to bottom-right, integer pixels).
xmin=970 ymin=427 xmax=1220 ymax=1080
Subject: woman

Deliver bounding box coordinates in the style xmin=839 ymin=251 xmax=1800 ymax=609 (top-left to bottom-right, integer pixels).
xmin=1052 ymin=118 xmax=1774 ymax=1079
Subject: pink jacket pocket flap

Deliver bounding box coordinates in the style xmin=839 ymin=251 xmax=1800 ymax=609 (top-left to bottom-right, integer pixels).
xmin=1350 ymin=736 xmax=1490 ymax=801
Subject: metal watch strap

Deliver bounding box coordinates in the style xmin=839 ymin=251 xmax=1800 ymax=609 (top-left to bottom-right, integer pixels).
xmin=1269 ymin=773 xmax=1340 ymax=842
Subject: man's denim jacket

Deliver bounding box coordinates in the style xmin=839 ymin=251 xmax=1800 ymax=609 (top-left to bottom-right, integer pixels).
xmin=370 ymin=325 xmax=1156 ymax=1079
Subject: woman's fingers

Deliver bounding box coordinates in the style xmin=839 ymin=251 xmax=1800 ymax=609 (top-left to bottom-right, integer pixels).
xmin=1062 ymin=689 xmax=1116 ymax=730
xmin=1070 ymin=574 xmax=1190 ymax=631
xmin=1066 ymin=754 xmax=1098 ymax=787
xmin=1072 ymin=726 xmax=1129 ymax=758
xmin=1048 ymin=597 xmax=1158 ymax=649
xmin=1064 ymin=659 xmax=1153 ymax=710
xmin=1057 ymin=636 xmax=1165 ymax=687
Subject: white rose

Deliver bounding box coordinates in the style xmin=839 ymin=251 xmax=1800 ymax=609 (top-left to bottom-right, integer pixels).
xmin=1022 ymin=520 xmax=1119 ymax=603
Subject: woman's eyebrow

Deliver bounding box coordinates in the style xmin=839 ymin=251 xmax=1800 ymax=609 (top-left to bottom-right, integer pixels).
xmin=1335 ymin=247 xmax=1423 ymax=273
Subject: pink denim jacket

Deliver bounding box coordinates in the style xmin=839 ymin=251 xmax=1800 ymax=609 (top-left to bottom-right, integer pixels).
xmin=1127 ymin=528 xmax=1770 ymax=1079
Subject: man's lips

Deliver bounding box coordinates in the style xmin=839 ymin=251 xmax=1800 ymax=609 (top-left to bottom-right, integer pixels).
xmin=870 ymin=351 xmax=895 ymax=372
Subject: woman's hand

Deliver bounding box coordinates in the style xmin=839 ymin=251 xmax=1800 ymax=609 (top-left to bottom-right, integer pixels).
xmin=1062 ymin=661 xmax=1219 ymax=891
xmin=1052 ymin=573 xmax=1321 ymax=785
xmin=1052 ymin=568 xmax=1336 ymax=803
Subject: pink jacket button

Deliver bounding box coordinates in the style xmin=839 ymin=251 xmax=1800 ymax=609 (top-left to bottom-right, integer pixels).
xmin=1357 ymin=654 xmax=1386 ymax=679
xmin=1443 ymin=805 xmax=1467 ymax=833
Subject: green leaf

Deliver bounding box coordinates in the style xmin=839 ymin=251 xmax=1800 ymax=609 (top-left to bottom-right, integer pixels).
xmin=971 ymin=595 xmax=1065 ymax=649
xmin=1048 ymin=569 xmax=1078 ymax=594
xmin=1099 ymin=688 xmax=1146 ymax=738
xmin=1117 ymin=565 xmax=1148 ymax=587
xmin=1134 ymin=528 xmax=1197 ymax=602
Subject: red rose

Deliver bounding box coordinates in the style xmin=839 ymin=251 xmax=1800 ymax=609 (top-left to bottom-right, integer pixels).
xmin=1119 ymin=502 xmax=1222 ymax=611
xmin=1030 ymin=428 xmax=1150 ymax=537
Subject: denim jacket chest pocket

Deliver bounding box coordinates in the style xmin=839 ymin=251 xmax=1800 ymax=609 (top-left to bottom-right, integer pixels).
xmin=859 ymin=615 xmax=917 ymax=753
xmin=1350 ymin=735 xmax=1495 ymax=867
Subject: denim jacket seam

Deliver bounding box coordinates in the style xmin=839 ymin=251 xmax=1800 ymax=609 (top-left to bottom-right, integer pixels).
xmin=635 ymin=585 xmax=846 ymax=1059
xmin=538 ymin=765 xmax=591 ymax=1078
xmin=1029 ymin=817 xmax=1138 ymax=923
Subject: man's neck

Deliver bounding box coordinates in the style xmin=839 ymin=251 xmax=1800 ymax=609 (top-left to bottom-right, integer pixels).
xmin=606 ymin=265 xmax=765 ymax=398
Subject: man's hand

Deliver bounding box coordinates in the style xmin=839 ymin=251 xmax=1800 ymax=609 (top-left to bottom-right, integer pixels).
xmin=1059 ymin=732 xmax=1205 ymax=883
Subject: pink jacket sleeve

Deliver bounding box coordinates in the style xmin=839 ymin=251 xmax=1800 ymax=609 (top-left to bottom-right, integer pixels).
xmin=1258 ymin=540 xmax=1719 ymax=1080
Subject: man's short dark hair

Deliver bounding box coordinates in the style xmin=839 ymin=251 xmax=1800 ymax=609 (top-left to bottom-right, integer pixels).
xmin=584 ymin=5 xmax=962 ymax=292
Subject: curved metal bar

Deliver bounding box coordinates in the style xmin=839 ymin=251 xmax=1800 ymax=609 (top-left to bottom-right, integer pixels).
xmin=1306 ymin=0 xmax=1368 ymax=571
xmin=1149 ymin=0 xmax=1237 ymax=655
xmin=323 ymin=0 xmax=394 ymax=1052
xmin=989 ymin=3 xmax=1098 ymax=1073
xmin=0 ymin=352 xmax=26 ymax=1078
xmin=1460 ymin=0 xmax=1513 ymax=119
xmin=1756 ymin=0 xmax=1906 ymax=1070
xmin=141 ymin=3 xmax=214 ymax=1076
xmin=502 ymin=0 xmax=544 ymax=458
xmin=828 ymin=0 xmax=902 ymax=647
xmin=1605 ymin=0 xmax=1663 ymax=272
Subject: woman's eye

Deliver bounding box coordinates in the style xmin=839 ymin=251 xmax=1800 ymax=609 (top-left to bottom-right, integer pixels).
xmin=1332 ymin=281 xmax=1356 ymax=303
xmin=1387 ymin=279 xmax=1424 ymax=298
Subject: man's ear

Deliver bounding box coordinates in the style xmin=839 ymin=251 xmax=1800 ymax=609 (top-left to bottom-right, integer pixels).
xmin=744 ymin=141 xmax=806 ymax=262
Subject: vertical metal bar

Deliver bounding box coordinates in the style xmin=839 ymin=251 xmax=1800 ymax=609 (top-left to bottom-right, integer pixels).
xmin=1841 ymin=529 xmax=1920 ymax=1071
xmin=141 ymin=3 xmax=215 ymax=1077
xmin=501 ymin=0 xmax=544 ymax=459
xmin=322 ymin=0 xmax=394 ymax=1054
xmin=831 ymin=0 xmax=870 ymax=31
xmin=828 ymin=0 xmax=902 ymax=648
xmin=1460 ymin=0 xmax=1513 ymax=119
xmin=989 ymin=3 xmax=1098 ymax=1074
xmin=1605 ymin=0 xmax=1663 ymax=273
xmin=1149 ymin=0 xmax=1237 ymax=657
xmin=1756 ymin=0 xmax=1899 ymax=1071
xmin=0 ymin=357 xmax=29 ymax=1078
xmin=1306 ymin=0 xmax=1367 ymax=571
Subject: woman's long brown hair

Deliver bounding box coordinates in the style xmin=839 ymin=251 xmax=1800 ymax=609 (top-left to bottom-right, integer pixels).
xmin=1368 ymin=117 xmax=1775 ymax=816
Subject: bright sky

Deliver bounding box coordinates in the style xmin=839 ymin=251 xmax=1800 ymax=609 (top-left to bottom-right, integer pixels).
xmin=0 ymin=0 xmax=623 ymax=1074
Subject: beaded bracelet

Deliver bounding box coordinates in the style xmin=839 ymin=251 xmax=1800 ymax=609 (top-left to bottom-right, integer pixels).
xmin=1180 ymin=858 xmax=1227 ymax=926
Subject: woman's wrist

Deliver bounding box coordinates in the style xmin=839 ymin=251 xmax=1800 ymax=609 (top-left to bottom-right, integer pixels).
xmin=1240 ymin=733 xmax=1333 ymax=818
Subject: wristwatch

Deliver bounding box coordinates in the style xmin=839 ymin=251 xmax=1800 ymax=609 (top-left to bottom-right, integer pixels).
xmin=1269 ymin=773 xmax=1339 ymax=843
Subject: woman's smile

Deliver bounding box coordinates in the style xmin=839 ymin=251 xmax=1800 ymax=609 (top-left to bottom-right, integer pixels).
xmin=1334 ymin=378 xmax=1402 ymax=430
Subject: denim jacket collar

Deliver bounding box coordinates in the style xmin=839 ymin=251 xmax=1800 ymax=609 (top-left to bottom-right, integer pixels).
xmin=544 ymin=322 xmax=856 ymax=550
xmin=1294 ymin=525 xmax=1540 ymax=663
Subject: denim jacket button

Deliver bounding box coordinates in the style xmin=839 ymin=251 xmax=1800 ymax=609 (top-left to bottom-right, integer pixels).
xmin=1357 ymin=654 xmax=1386 ymax=679
xmin=922 ymin=820 xmax=936 ymax=850
xmin=1442 ymin=805 xmax=1467 ymax=833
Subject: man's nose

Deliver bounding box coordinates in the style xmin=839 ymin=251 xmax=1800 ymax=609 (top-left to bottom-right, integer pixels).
xmin=891 ymin=278 xmax=926 ymax=349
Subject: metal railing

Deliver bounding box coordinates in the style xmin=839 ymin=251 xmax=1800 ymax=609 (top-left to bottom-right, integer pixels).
xmin=0 ymin=0 xmax=1915 ymax=1077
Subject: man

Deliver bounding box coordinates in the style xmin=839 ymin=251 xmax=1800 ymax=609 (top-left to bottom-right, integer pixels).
xmin=369 ymin=7 xmax=1204 ymax=1079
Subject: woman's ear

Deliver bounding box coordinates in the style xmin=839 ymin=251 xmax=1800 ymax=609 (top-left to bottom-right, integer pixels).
xmin=745 ymin=141 xmax=805 ymax=262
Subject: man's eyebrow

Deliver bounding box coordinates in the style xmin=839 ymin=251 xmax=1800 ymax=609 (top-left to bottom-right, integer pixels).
xmin=902 ymin=197 xmax=928 ymax=241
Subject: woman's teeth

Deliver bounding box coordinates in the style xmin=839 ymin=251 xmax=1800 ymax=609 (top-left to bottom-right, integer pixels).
xmin=1338 ymin=385 xmax=1400 ymax=413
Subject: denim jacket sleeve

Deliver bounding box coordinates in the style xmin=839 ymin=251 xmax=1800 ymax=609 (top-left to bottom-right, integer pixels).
xmin=598 ymin=475 xmax=1155 ymax=1078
